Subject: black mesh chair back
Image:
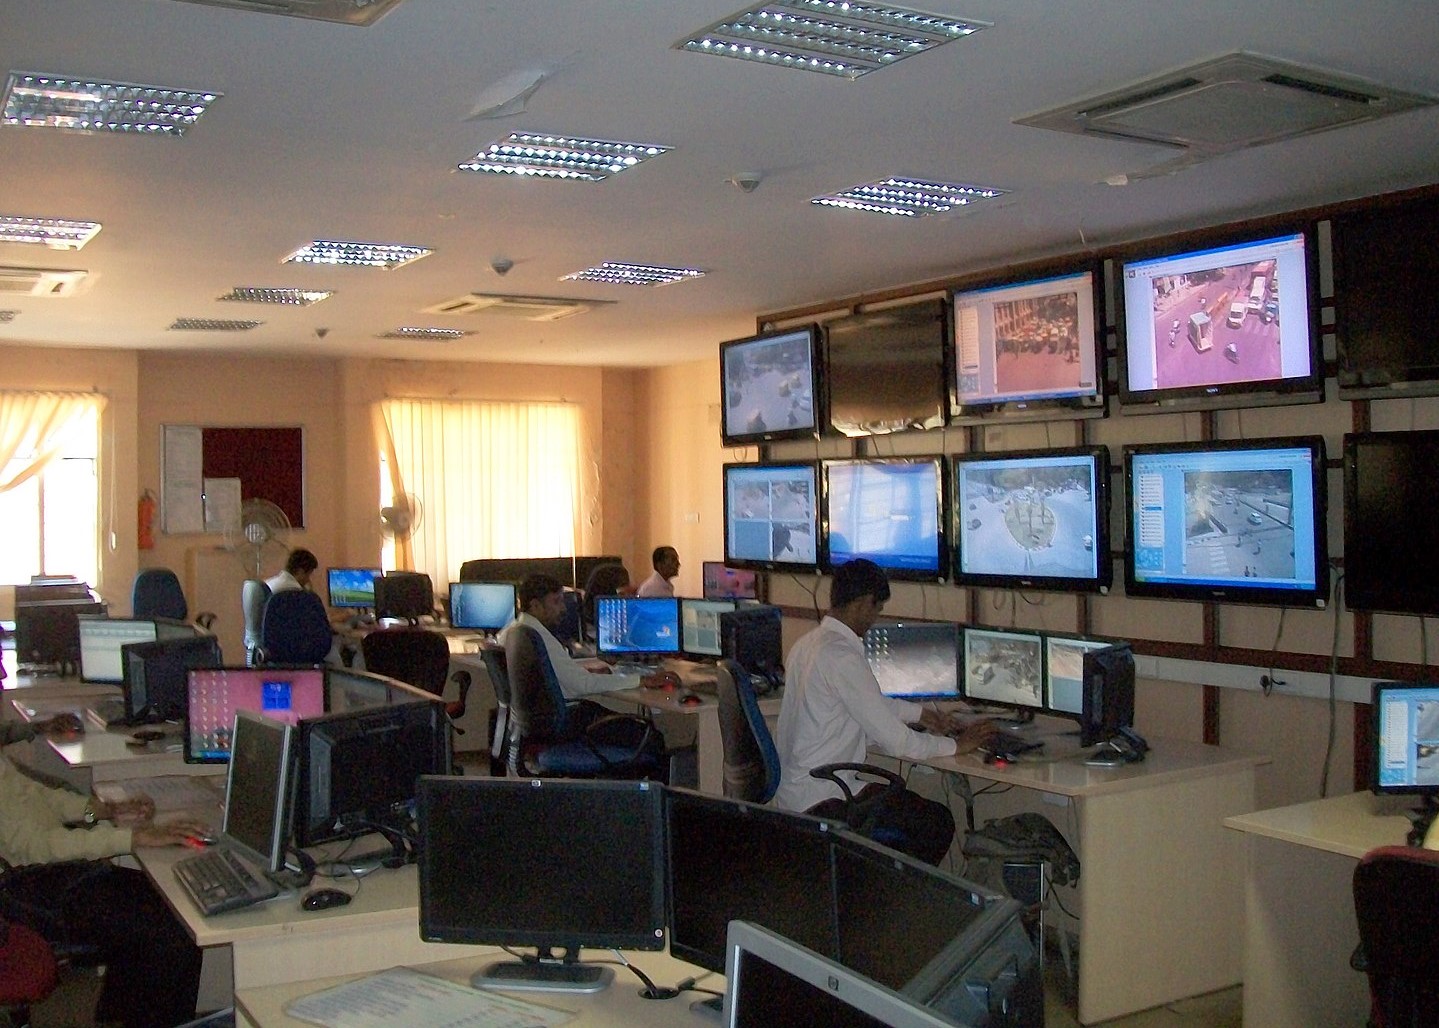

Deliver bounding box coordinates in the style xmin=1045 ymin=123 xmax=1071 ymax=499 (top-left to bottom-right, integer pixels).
xmin=360 ymin=627 xmax=449 ymax=694
xmin=259 ymin=590 xmax=332 ymax=665
xmin=1352 ymin=843 xmax=1439 ymax=1027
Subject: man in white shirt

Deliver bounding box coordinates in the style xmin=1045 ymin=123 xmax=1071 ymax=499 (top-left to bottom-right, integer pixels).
xmin=265 ymin=548 xmax=318 ymax=594
xmin=635 ymin=546 xmax=680 ymax=598
xmin=499 ymin=573 xmax=648 ymax=699
xmin=774 ymin=558 xmax=994 ymax=863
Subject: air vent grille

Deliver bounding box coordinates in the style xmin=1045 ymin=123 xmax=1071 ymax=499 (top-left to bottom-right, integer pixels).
xmin=164 ymin=0 xmax=407 ymax=26
xmin=0 ymin=266 xmax=87 ymax=296
xmin=421 ymin=293 xmax=611 ymax=322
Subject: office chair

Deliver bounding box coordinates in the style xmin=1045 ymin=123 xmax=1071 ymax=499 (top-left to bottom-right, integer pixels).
xmin=716 ymin=658 xmax=782 ymax=803
xmin=580 ymin=562 xmax=630 ymax=644
xmin=361 ymin=626 xmax=472 ymax=735
xmin=503 ymin=623 xmax=661 ymax=780
xmin=0 ymin=918 xmax=57 ymax=1028
xmin=1351 ymin=844 xmax=1439 ymax=1027
xmin=241 ymin=579 xmax=271 ymax=667
xmin=478 ymin=641 xmax=513 ymax=777
xmin=258 ymin=589 xmax=332 ymax=665
xmin=131 ymin=567 xmax=216 ymax=630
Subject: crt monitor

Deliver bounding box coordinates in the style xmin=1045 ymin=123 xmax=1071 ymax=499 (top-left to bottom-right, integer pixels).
xmin=221 ymin=710 xmax=297 ymax=876
xmin=594 ymin=596 xmax=681 ymax=658
xmin=448 ymin=581 xmax=516 ymax=632
xmin=13 ymin=598 xmax=105 ymax=670
xmin=1123 ymin=436 xmax=1329 ymax=608
xmin=962 ymin=627 xmax=1044 ymax=715
xmin=1344 ymin=431 xmax=1439 ymax=617
xmin=825 ymin=298 xmax=948 ymax=437
xmin=719 ymin=325 xmax=821 ymax=447
xmin=822 ymin=457 xmax=946 ymax=582
xmin=951 ymin=446 xmax=1112 ymax=593
xmin=719 ymin=605 xmax=784 ymax=690
xmin=78 ymin=616 xmax=194 ymax=685
xmin=373 ymin=571 xmax=434 ymax=622
xmin=680 ymin=598 xmax=736 ymax=658
xmin=864 ymin=621 xmax=960 ymax=700
xmin=1044 ymin=634 xmax=1117 ymax=716
xmin=702 ymin=561 xmax=758 ymax=601
xmin=121 ymin=634 xmax=223 ymax=723
xmin=185 ymin=666 xmax=328 ymax=763
xmin=723 ymin=461 xmax=820 ymax=572
xmin=1370 ymin=681 xmax=1439 ymax=802
xmin=1079 ymin=643 xmax=1137 ymax=749
xmin=418 ymin=777 xmax=666 ymax=993
xmin=326 ymin=567 xmax=380 ymax=609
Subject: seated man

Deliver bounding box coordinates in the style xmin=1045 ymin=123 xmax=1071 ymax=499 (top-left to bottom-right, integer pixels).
xmin=635 ymin=546 xmax=680 ymax=598
xmin=774 ymin=559 xmax=995 ymax=864
xmin=1 ymin=719 xmax=209 ymax=1028
xmin=265 ymin=547 xmax=318 ymax=594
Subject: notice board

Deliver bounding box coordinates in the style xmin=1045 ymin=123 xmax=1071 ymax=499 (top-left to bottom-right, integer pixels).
xmin=161 ymin=425 xmax=304 ymax=533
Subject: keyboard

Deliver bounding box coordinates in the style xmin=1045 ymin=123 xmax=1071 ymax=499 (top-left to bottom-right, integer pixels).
xmin=174 ymin=848 xmax=279 ymax=916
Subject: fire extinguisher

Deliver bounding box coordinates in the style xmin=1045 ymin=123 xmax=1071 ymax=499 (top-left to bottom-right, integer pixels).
xmin=138 ymin=489 xmax=157 ymax=550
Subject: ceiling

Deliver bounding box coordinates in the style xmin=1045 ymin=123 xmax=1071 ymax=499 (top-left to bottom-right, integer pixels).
xmin=1 ymin=0 xmax=1437 ymax=369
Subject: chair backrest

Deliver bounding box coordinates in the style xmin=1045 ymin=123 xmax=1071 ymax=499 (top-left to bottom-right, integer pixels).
xmin=503 ymin=624 xmax=571 ymax=742
xmin=1353 ymin=843 xmax=1439 ymax=1025
xmin=241 ymin=579 xmax=271 ymax=658
xmin=361 ymin=627 xmax=449 ymax=695
xmin=479 ymin=641 xmax=511 ymax=708
xmin=260 ymin=589 xmax=332 ymax=664
xmin=716 ymin=658 xmax=781 ymax=803
xmin=132 ymin=567 xmax=187 ymax=621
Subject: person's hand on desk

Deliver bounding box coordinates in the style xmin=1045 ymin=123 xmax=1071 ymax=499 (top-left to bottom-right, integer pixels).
xmin=35 ymin=712 xmax=84 ymax=738
xmin=917 ymin=708 xmax=999 ymax=755
xmin=131 ymin=818 xmax=213 ymax=849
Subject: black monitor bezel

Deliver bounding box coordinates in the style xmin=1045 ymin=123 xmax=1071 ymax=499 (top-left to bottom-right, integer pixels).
xmin=593 ymin=595 xmax=682 ymax=658
xmin=823 ymin=297 xmax=950 ymax=438
xmin=1343 ymin=430 xmax=1439 ymax=617
xmin=719 ymin=324 xmax=823 ymax=447
xmin=221 ymin=710 xmax=296 ymax=875
xmin=1369 ymin=680 xmax=1439 ymax=797
xmin=1078 ymin=642 xmax=1136 ymax=748
xmin=821 ymin=455 xmax=948 ymax=583
xmin=722 ymin=461 xmax=821 ymax=573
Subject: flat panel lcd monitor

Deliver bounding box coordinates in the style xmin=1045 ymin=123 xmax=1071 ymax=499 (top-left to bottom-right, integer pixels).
xmin=1333 ymin=194 xmax=1439 ymax=400
xmin=448 ymin=581 xmax=516 ymax=632
xmin=962 ymin=627 xmax=1044 ymax=713
xmin=326 ymin=567 xmax=379 ymax=609
xmin=1124 ymin=437 xmax=1328 ymax=607
xmin=825 ymin=299 xmax=948 ymax=436
xmin=221 ymin=711 xmax=296 ymax=876
xmin=720 ymin=325 xmax=821 ymax=447
xmin=702 ymin=561 xmax=758 ymax=601
xmin=1371 ymin=681 xmax=1439 ymax=797
xmin=822 ymin=457 xmax=945 ymax=581
xmin=950 ymin=265 xmax=1104 ymax=421
xmin=863 ymin=621 xmax=960 ymax=700
xmin=723 ymin=462 xmax=820 ymax=572
xmin=1344 ymin=431 xmax=1439 ymax=617
xmin=185 ymin=666 xmax=327 ymax=763
xmin=78 ymin=616 xmax=193 ymax=684
xmin=1118 ymin=228 xmax=1321 ymax=412
xmin=680 ymin=598 xmax=736 ymax=658
xmin=373 ymin=571 xmax=433 ymax=621
xmin=594 ymin=596 xmax=681 ymax=657
xmin=1044 ymin=634 xmax=1116 ymax=716
xmin=122 ymin=635 xmax=224 ymax=723
xmin=951 ymin=446 xmax=1111 ymax=593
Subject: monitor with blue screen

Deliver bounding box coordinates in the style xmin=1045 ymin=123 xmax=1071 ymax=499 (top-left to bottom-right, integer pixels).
xmin=1372 ymin=681 xmax=1439 ymax=798
xmin=326 ymin=567 xmax=379 ymax=609
xmin=863 ymin=621 xmax=960 ymax=700
xmin=1043 ymin=634 xmax=1115 ymax=715
xmin=823 ymin=457 xmax=945 ymax=581
xmin=595 ymin=596 xmax=681 ymax=658
xmin=962 ymin=627 xmax=1044 ymax=713
xmin=680 ymin=598 xmax=736 ymax=658
xmin=448 ymin=581 xmax=515 ymax=632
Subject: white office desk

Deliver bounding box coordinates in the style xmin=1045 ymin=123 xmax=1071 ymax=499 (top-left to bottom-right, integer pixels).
xmin=1224 ymin=789 xmax=1411 ymax=1027
xmin=900 ymin=736 xmax=1268 ymax=1025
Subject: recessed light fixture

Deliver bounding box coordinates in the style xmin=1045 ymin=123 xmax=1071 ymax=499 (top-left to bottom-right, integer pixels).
xmin=811 ymin=177 xmax=1008 ymax=217
xmin=169 ymin=317 xmax=261 ymax=331
xmin=0 ymin=216 xmax=102 ymax=250
xmin=459 ymin=132 xmax=671 ymax=182
xmin=379 ymin=327 xmax=473 ymax=340
xmin=282 ymin=240 xmax=432 ymax=269
xmin=561 ymin=262 xmax=706 ymax=286
xmin=676 ymin=2 xmax=988 ymax=79
xmin=2 ymin=71 xmax=220 ymax=136
xmin=219 ymin=287 xmax=333 ymax=306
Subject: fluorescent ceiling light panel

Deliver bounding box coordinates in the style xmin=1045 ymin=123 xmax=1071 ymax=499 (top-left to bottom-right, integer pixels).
xmin=812 ymin=177 xmax=1008 ymax=217
xmin=169 ymin=317 xmax=261 ymax=331
xmin=283 ymin=240 xmax=432 ymax=269
xmin=676 ymin=1 xmax=987 ymax=79
xmin=163 ymin=0 xmax=409 ymax=27
xmin=459 ymin=132 xmax=671 ymax=182
xmin=561 ymin=262 xmax=706 ymax=286
xmin=219 ymin=287 xmax=332 ymax=306
xmin=379 ymin=327 xmax=472 ymax=340
xmin=0 ymin=216 xmax=102 ymax=250
xmin=2 ymin=71 xmax=219 ymax=136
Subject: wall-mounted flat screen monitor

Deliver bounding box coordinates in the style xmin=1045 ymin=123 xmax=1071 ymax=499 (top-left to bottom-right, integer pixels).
xmin=720 ymin=325 xmax=821 ymax=447
xmin=723 ymin=462 xmax=820 ymax=572
xmin=950 ymin=264 xmax=1104 ymax=422
xmin=594 ymin=596 xmax=681 ymax=657
xmin=863 ymin=621 xmax=960 ymax=700
xmin=1344 ymin=431 xmax=1439 ymax=617
xmin=825 ymin=299 xmax=948 ymax=437
xmin=1124 ymin=437 xmax=1328 ymax=607
xmin=961 ymin=627 xmax=1044 ymax=713
xmin=1117 ymin=227 xmax=1321 ymax=412
xmin=1333 ymin=194 xmax=1439 ymax=400
xmin=702 ymin=561 xmax=758 ymax=601
xmin=326 ymin=567 xmax=379 ymax=609
xmin=1044 ymin=634 xmax=1117 ymax=716
xmin=680 ymin=598 xmax=736 ymax=658
xmin=822 ymin=457 xmax=945 ymax=582
xmin=185 ymin=666 xmax=328 ymax=763
xmin=1370 ymin=680 xmax=1439 ymax=798
xmin=448 ymin=581 xmax=516 ymax=632
xmin=951 ymin=446 xmax=1111 ymax=593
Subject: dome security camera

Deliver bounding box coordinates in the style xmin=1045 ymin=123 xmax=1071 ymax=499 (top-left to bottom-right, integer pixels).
xmin=491 ymin=257 xmax=514 ymax=276
xmin=729 ymin=172 xmax=762 ymax=193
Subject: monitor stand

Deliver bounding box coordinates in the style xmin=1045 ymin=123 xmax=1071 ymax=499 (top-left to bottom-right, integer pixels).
xmin=689 ymin=996 xmax=723 ymax=1020
xmin=1405 ymin=795 xmax=1439 ymax=847
xmin=471 ymin=947 xmax=614 ymax=993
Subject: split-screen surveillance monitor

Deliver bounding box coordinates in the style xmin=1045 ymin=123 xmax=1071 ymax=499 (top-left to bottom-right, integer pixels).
xmin=720 ymin=326 xmax=821 ymax=447
xmin=822 ymin=457 xmax=945 ymax=582
xmin=723 ymin=462 xmax=819 ymax=572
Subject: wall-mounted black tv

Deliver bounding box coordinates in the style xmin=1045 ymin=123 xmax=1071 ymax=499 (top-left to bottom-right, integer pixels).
xmin=1343 ymin=430 xmax=1439 ymax=617
xmin=1123 ymin=437 xmax=1329 ymax=608
xmin=950 ymin=263 xmax=1105 ymax=423
xmin=1333 ymin=193 xmax=1439 ymax=400
xmin=821 ymin=457 xmax=945 ymax=582
xmin=723 ymin=462 xmax=819 ymax=573
xmin=950 ymin=446 xmax=1111 ymax=593
xmin=1116 ymin=226 xmax=1322 ymax=413
xmin=720 ymin=325 xmax=821 ymax=447
xmin=824 ymin=298 xmax=948 ymax=437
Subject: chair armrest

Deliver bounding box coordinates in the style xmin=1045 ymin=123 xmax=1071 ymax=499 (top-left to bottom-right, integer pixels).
xmin=809 ymin=762 xmax=906 ymax=805
xmin=578 ymin=713 xmax=658 ymax=769
xmin=194 ymin=611 xmax=217 ymax=631
xmin=445 ymin=671 xmax=472 ymax=734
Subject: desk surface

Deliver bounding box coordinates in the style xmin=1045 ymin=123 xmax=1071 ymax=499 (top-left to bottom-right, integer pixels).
xmin=10 ymin=694 xmax=226 ymax=778
xmin=1223 ymin=788 xmax=1413 ymax=858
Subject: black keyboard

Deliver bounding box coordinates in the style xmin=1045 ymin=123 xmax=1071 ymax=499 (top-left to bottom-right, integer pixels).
xmin=174 ymin=848 xmax=279 ymax=916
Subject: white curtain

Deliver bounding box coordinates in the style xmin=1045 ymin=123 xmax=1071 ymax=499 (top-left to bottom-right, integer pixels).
xmin=0 ymin=391 xmax=105 ymax=493
xmin=375 ymin=398 xmax=582 ymax=584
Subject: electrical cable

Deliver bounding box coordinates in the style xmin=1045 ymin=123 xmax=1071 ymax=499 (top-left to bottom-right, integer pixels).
xmin=1319 ymin=571 xmax=1344 ymax=798
xmin=609 ymin=950 xmax=680 ymax=1000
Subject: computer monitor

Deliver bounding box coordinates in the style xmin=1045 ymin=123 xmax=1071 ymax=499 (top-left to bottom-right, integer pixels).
xmin=961 ymin=627 xmax=1044 ymax=715
xmin=184 ymin=666 xmax=328 ymax=763
xmin=221 ymin=710 xmax=296 ymax=876
xmin=447 ymin=581 xmax=516 ymax=632
xmin=719 ymin=605 xmax=785 ymax=691
xmin=323 ymin=667 xmax=401 ymax=714
xmin=864 ymin=621 xmax=961 ymax=700
xmin=121 ymin=634 xmax=223 ymax=723
xmin=719 ymin=325 xmax=822 ymax=447
xmin=1044 ymin=634 xmax=1117 ymax=716
xmin=1079 ymin=643 xmax=1137 ymax=749
xmin=373 ymin=571 xmax=434 ymax=622
xmin=594 ymin=596 xmax=681 ymax=659
xmin=326 ymin=567 xmax=380 ymax=609
xmin=77 ymin=616 xmax=195 ymax=684
xmin=680 ymin=598 xmax=736 ymax=658
xmin=723 ymin=461 xmax=820 ymax=572
xmin=1370 ymin=681 xmax=1439 ymax=803
xmin=1344 ymin=431 xmax=1439 ymax=617
xmin=825 ymin=298 xmax=948 ymax=437
xmin=292 ymin=700 xmax=451 ymax=849
xmin=702 ymin=561 xmax=758 ymax=601
xmin=822 ymin=457 xmax=946 ymax=582
xmin=417 ymin=777 xmax=666 ymax=993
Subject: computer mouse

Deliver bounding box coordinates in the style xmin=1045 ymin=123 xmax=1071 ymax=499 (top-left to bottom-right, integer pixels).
xmin=126 ymin=728 xmax=167 ymax=746
xmin=678 ymin=692 xmax=703 ymax=707
xmin=301 ymin=888 xmax=353 ymax=911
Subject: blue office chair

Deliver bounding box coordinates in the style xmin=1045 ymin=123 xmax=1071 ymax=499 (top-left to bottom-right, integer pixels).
xmin=503 ymin=624 xmax=661 ymax=780
xmin=132 ymin=568 xmax=216 ymax=629
xmin=715 ymin=658 xmax=781 ymax=803
xmin=478 ymin=642 xmax=513 ymax=777
xmin=258 ymin=590 xmax=332 ymax=665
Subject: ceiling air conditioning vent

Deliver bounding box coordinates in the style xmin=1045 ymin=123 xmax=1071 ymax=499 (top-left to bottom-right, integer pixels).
xmin=164 ymin=0 xmax=408 ymax=26
xmin=0 ymin=267 xmax=88 ymax=297
xmin=422 ymin=293 xmax=612 ymax=323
